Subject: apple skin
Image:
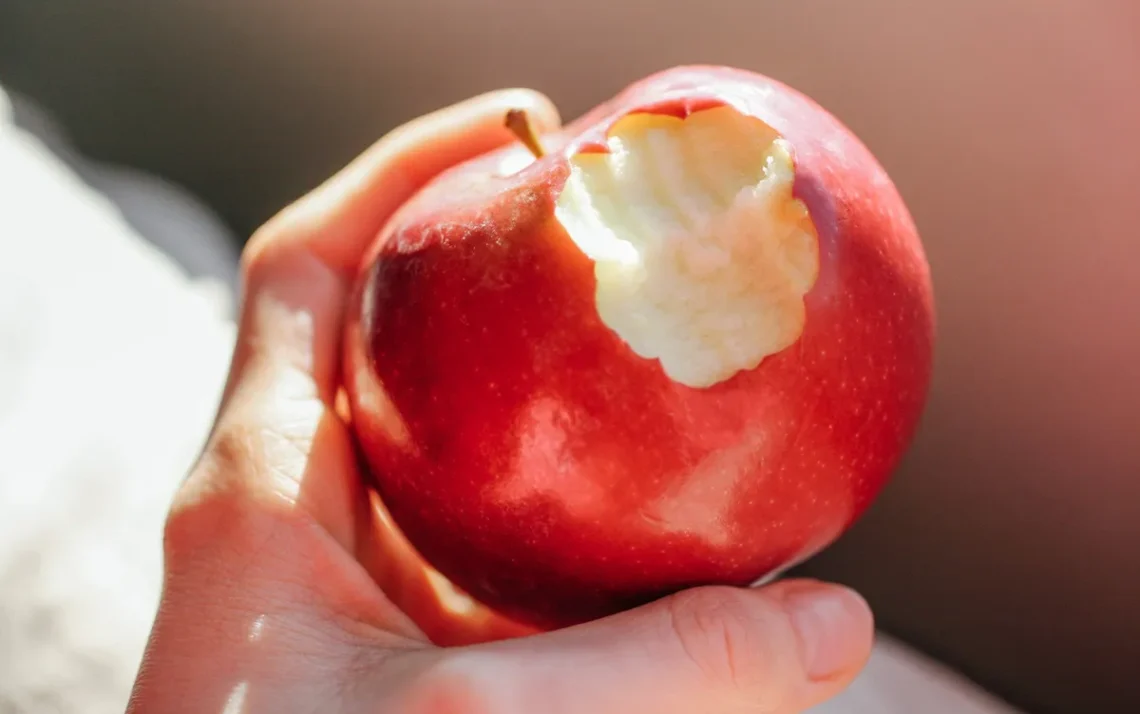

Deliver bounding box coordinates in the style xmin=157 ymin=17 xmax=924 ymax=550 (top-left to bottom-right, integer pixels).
xmin=343 ymin=65 xmax=935 ymax=633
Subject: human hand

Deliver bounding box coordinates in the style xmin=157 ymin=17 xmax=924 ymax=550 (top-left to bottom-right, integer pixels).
xmin=127 ymin=89 xmax=875 ymax=714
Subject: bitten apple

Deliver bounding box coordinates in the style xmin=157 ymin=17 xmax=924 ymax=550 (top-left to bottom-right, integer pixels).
xmin=343 ymin=65 xmax=935 ymax=633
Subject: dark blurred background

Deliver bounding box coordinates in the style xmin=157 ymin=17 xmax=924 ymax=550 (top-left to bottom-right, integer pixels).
xmin=1 ymin=2 xmax=1137 ymax=712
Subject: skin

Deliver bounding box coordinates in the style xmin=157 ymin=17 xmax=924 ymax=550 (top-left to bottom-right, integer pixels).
xmin=344 ymin=67 xmax=935 ymax=630
xmin=127 ymin=89 xmax=876 ymax=714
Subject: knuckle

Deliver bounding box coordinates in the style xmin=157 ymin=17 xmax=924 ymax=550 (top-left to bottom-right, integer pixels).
xmin=199 ymin=419 xmax=263 ymax=484
xmin=242 ymin=189 xmax=326 ymax=282
xmin=665 ymin=587 xmax=796 ymax=710
xmin=163 ymin=422 xmax=272 ymax=562
xmin=190 ymin=420 xmax=265 ymax=505
xmin=241 ymin=212 xmax=302 ymax=284
xmin=239 ymin=227 xmax=280 ymax=283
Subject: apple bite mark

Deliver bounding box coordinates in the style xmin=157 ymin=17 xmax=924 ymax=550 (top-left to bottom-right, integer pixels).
xmin=552 ymin=106 xmax=821 ymax=389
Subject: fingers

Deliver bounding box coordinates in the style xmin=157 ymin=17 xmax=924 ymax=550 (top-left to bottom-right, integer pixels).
xmin=172 ymin=88 xmax=559 ymax=566
xmin=409 ymin=580 xmax=873 ymax=714
xmin=226 ymin=88 xmax=560 ymax=408
xmin=245 ymin=88 xmax=561 ymax=278
xmin=205 ymin=87 xmax=558 ymax=494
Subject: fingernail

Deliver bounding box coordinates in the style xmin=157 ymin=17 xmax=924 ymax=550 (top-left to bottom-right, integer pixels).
xmin=782 ymin=585 xmax=873 ymax=680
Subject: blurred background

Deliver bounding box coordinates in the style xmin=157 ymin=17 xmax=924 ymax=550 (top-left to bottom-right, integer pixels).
xmin=0 ymin=1 xmax=1137 ymax=713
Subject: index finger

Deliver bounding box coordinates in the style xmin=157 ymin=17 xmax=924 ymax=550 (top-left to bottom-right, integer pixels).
xmin=222 ymin=89 xmax=561 ymax=409
xmin=244 ymin=88 xmax=562 ymax=277
xmin=175 ymin=89 xmax=561 ymax=578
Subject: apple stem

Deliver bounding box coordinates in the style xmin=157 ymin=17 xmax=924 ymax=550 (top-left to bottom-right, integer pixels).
xmin=504 ymin=109 xmax=546 ymax=159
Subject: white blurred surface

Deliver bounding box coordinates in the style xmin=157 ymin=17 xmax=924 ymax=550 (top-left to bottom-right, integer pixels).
xmin=0 ymin=85 xmax=235 ymax=714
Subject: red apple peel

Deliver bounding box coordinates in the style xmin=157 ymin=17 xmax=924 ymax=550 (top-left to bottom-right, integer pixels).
xmin=343 ymin=66 xmax=935 ymax=638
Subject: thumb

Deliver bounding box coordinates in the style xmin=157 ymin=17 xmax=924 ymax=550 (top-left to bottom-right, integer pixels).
xmin=435 ymin=579 xmax=873 ymax=714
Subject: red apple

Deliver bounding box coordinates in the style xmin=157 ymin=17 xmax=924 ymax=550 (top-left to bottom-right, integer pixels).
xmin=343 ymin=65 xmax=934 ymax=634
